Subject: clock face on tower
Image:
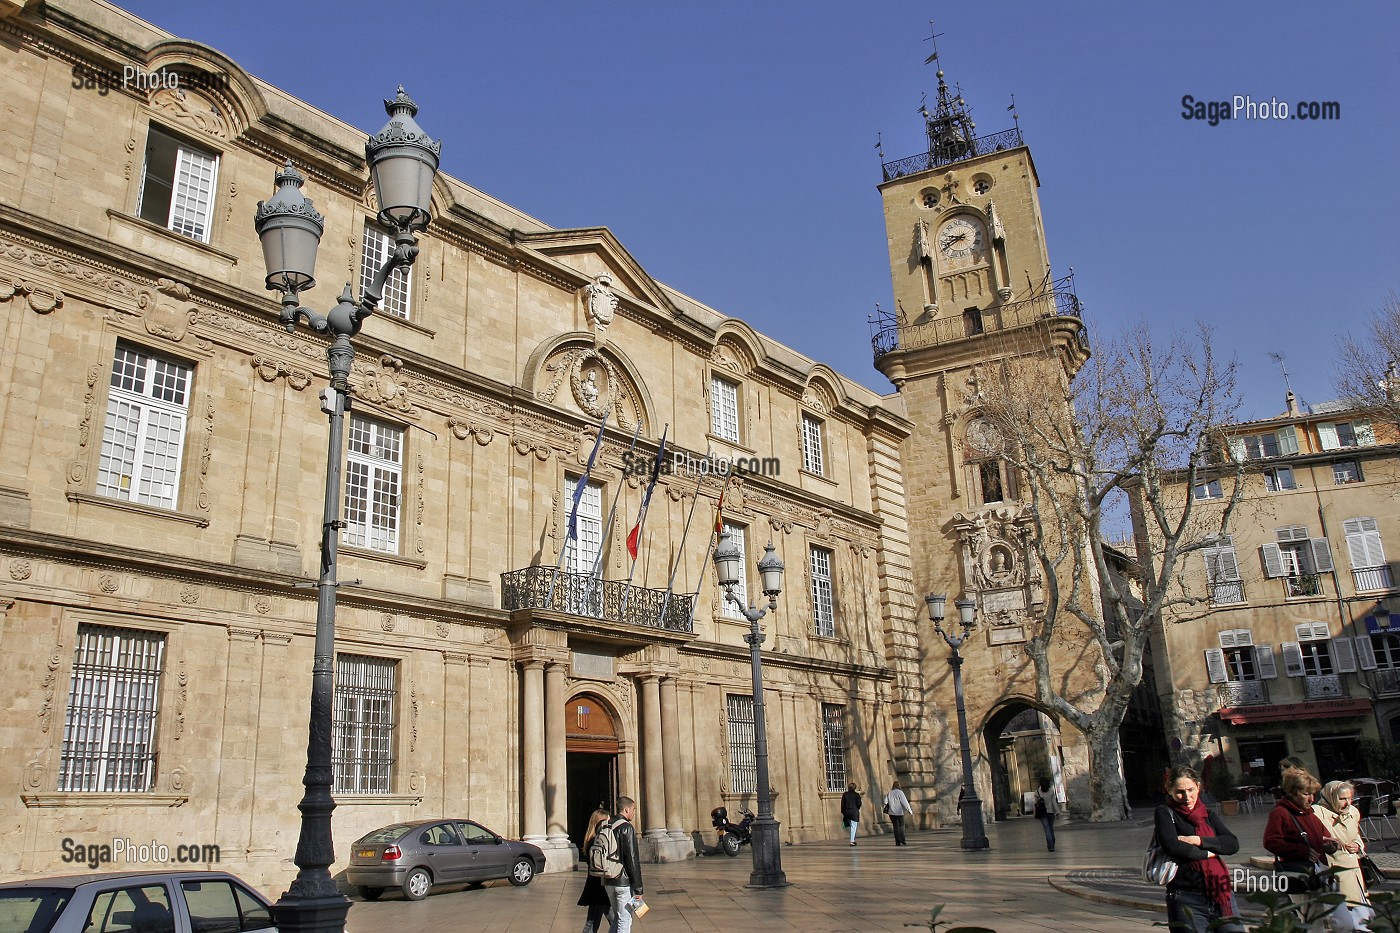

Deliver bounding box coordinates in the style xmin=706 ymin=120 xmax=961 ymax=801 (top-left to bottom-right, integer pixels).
xmin=938 ymin=217 xmax=986 ymax=262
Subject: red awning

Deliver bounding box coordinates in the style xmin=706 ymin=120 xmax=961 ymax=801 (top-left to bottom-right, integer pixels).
xmin=1218 ymin=698 xmax=1373 ymax=725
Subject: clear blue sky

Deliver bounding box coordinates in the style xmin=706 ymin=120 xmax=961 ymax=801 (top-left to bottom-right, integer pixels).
xmin=119 ymin=0 xmax=1399 ymax=419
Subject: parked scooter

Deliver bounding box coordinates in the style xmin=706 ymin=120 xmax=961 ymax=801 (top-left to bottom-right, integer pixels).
xmin=710 ymin=805 xmax=755 ymax=857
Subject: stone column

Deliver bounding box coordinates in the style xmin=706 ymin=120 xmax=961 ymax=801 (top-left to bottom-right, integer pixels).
xmin=520 ymin=661 xmax=546 ymax=844
xmin=660 ymin=676 xmax=687 ymax=843
xmin=637 ymin=675 xmax=667 ymax=840
xmin=543 ymin=661 xmax=575 ymax=868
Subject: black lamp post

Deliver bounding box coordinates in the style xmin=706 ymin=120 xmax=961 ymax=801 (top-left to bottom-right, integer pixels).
xmin=926 ymin=593 xmax=990 ymax=850
xmin=253 ymin=87 xmax=439 ymax=933
xmin=713 ymin=532 xmax=788 ymax=887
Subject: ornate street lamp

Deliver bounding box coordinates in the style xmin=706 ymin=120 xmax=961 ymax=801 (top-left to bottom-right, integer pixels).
xmin=253 ymin=87 xmax=440 ymax=933
xmin=926 ymin=593 xmax=990 ymax=850
xmin=713 ymin=533 xmax=788 ymax=887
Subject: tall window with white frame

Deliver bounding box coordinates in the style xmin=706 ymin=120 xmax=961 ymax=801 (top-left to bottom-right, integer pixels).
xmin=810 ymin=545 xmax=835 ymax=638
xmin=710 ymin=375 xmax=740 ymax=443
xmin=97 ymin=343 xmax=192 ymax=510
xmin=563 ymin=476 xmax=603 ymax=615
xmin=725 ymin=693 xmax=756 ymax=795
xmin=1203 ymin=629 xmax=1275 ymax=704
xmin=138 ymin=124 xmax=218 ymax=243
xmin=332 ymin=654 xmax=397 ymax=794
xmin=720 ymin=523 xmax=748 ymax=619
xmin=801 ymin=413 xmax=825 ymax=476
xmin=1260 ymin=525 xmax=1332 ymax=598
xmin=1202 ymin=536 xmax=1244 ymax=606
xmin=359 ymin=223 xmax=414 ymax=320
xmin=343 ymin=415 xmax=402 ymax=553
xmin=820 ymin=703 xmax=847 ymax=792
xmin=59 ymin=624 xmax=165 ymax=792
xmin=1344 ymin=517 xmax=1391 ymax=592
xmin=1281 ymin=622 xmax=1357 ymax=699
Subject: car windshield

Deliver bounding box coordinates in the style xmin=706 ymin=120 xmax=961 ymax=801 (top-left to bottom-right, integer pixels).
xmin=0 ymin=888 xmax=72 ymax=933
xmin=359 ymin=824 xmax=413 ymax=844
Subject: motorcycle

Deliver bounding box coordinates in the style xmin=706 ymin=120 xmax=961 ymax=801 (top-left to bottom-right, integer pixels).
xmin=710 ymin=805 xmax=755 ymax=857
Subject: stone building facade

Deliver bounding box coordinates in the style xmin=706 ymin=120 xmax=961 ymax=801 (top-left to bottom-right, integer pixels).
xmin=1147 ymin=396 xmax=1400 ymax=788
xmin=0 ymin=0 xmax=917 ymax=889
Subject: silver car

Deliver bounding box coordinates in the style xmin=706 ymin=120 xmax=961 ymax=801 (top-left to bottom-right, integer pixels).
xmin=345 ymin=819 xmax=544 ymax=900
xmin=0 ymin=870 xmax=276 ymax=933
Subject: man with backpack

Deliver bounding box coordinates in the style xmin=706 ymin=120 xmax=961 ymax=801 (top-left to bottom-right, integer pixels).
xmin=595 ymin=796 xmax=643 ymax=932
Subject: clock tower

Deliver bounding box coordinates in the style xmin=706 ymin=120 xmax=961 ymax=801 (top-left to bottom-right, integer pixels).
xmin=872 ymin=57 xmax=1096 ymax=826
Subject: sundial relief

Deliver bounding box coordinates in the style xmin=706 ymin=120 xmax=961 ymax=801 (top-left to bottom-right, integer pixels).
xmin=954 ymin=507 xmax=1039 ymax=646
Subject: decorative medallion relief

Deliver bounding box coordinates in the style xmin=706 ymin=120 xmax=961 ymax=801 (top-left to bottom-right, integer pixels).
xmin=537 ymin=346 xmax=640 ymax=429
xmin=150 ymin=87 xmax=229 ymax=139
xmin=0 ymin=278 xmax=64 ymax=314
xmin=354 ymin=354 xmax=420 ymax=416
xmin=579 ymin=274 xmax=618 ymax=342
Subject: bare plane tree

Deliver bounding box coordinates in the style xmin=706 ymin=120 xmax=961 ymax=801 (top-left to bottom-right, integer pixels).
xmin=981 ymin=322 xmax=1245 ymax=820
xmin=1335 ymin=290 xmax=1400 ymax=428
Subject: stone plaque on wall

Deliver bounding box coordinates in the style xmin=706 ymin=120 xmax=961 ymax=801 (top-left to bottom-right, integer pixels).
xmin=572 ymin=648 xmax=615 ymax=680
xmin=980 ymin=589 xmax=1026 ymax=613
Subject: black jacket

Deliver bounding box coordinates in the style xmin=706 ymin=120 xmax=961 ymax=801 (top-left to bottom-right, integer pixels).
xmin=607 ymin=817 xmax=643 ymax=894
xmin=841 ymin=790 xmax=862 ymax=821
xmin=1154 ymin=804 xmax=1239 ymax=893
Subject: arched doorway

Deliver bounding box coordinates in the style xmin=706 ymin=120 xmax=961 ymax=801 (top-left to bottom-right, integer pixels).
xmin=566 ymin=693 xmax=620 ymax=851
xmin=983 ymin=701 xmax=1061 ymax=820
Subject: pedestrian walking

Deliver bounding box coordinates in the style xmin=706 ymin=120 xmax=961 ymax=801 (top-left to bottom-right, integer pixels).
xmin=841 ymin=782 xmax=862 ymax=846
xmin=883 ymin=779 xmax=912 ymax=846
xmin=1314 ymin=780 xmax=1372 ymax=929
xmin=604 ymin=797 xmax=644 ymax=933
xmin=1265 ymin=766 xmax=1350 ymax=932
xmin=578 ymin=807 xmax=612 ymax=933
xmin=1033 ymin=777 xmax=1061 ymax=852
xmin=1155 ymin=765 xmax=1243 ymax=933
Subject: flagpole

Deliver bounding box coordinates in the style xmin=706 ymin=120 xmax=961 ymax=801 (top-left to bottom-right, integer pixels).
xmin=620 ymin=424 xmax=668 ymax=618
xmin=547 ymin=409 xmax=610 ymax=607
xmin=587 ymin=418 xmax=644 ymax=613
xmin=659 ymin=445 xmax=713 ymax=628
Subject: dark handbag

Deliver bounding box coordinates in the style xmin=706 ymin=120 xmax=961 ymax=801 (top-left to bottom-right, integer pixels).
xmin=1360 ymin=854 xmax=1383 ymax=887
xmin=1033 ymin=795 xmax=1047 ymax=819
xmin=882 ymin=802 xmax=890 ymax=815
xmin=1274 ymin=858 xmax=1325 ymax=893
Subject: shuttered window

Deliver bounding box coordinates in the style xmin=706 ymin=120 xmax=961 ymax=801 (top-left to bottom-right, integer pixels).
xmin=1344 ymin=518 xmax=1386 ymax=569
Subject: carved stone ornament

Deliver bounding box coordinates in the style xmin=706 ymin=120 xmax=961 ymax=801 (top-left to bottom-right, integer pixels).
xmin=354 ymin=354 xmax=419 ymax=415
xmin=953 ymin=507 xmax=1038 ymax=595
xmin=580 ymin=274 xmax=618 ymax=341
xmin=448 ymin=417 xmax=495 ymax=446
xmin=10 ymin=559 xmax=32 ymax=581
xmin=150 ymin=87 xmax=229 ymax=138
xmin=252 ymin=355 xmax=312 ymax=389
xmin=0 ymin=278 xmax=64 ymax=314
xmin=38 ymin=645 xmax=62 ymax=734
xmin=538 ymin=347 xmax=638 ymax=427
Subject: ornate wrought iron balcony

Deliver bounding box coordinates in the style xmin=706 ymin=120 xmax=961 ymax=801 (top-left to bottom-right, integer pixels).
xmin=1302 ymin=674 xmax=1346 ymax=700
xmin=881 ymin=127 xmax=1025 ymax=182
xmin=1217 ymin=680 xmax=1269 ymax=707
xmin=871 ymin=273 xmax=1083 ymax=359
xmin=1209 ymin=581 xmax=1247 ymax=606
xmin=501 ymin=566 xmax=694 ymax=633
xmin=1376 ymin=668 xmax=1400 ymax=696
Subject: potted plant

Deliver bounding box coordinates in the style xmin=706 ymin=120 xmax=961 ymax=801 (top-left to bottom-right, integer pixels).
xmin=1210 ymin=761 xmax=1241 ymax=815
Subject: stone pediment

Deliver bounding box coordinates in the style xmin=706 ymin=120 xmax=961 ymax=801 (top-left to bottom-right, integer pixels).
xmin=518 ymin=227 xmax=676 ymax=315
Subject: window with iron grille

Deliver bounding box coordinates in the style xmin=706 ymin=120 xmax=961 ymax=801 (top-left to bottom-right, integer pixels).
xmin=725 ymin=693 xmax=756 ymax=794
xmin=59 ymin=625 xmax=165 ymax=792
xmin=801 ymin=413 xmax=824 ymax=475
xmin=138 ymin=124 xmax=219 ymax=243
xmin=344 ymin=415 xmax=402 ymax=552
xmin=710 ymin=376 xmax=740 ymax=442
xmin=97 ymin=344 xmax=191 ymax=509
xmin=333 ymin=654 xmax=397 ymax=794
xmin=360 ymin=223 xmax=414 ymax=320
xmin=821 ymin=703 xmax=847 ymax=792
xmin=810 ymin=545 xmax=835 ymax=638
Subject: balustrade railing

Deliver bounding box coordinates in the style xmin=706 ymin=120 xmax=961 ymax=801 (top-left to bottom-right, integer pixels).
xmin=871 ymin=274 xmax=1083 ymax=358
xmin=1302 ymin=674 xmax=1346 ymax=700
xmin=1217 ymin=680 xmax=1269 ymax=707
xmin=501 ymin=566 xmax=694 ymax=633
xmin=1354 ymin=565 xmax=1395 ymax=592
xmin=881 ymin=127 xmax=1025 ymax=181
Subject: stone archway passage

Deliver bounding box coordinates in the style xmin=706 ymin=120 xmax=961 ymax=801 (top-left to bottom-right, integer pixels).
xmin=982 ymin=701 xmax=1060 ymax=820
xmin=566 ymin=694 xmax=620 ymax=851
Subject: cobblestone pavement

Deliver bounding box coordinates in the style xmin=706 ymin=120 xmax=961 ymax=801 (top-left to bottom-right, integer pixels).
xmin=337 ymin=808 xmax=1399 ymax=932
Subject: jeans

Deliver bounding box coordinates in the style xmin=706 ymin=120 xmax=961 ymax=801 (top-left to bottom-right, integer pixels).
xmin=606 ymin=884 xmax=634 ymax=933
xmin=1166 ymin=888 xmax=1243 ymax=933
xmin=891 ymin=815 xmax=906 ymax=845
xmin=1038 ymin=813 xmax=1056 ymax=851
xmin=847 ymin=819 xmax=859 ymax=843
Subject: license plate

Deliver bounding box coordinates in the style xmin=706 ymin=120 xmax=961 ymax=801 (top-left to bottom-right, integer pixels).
xmin=357 ymin=849 xmax=377 ymax=859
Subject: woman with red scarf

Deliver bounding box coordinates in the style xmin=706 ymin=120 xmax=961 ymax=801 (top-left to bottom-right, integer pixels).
xmin=1264 ymin=767 xmax=1347 ymax=930
xmin=1155 ymin=765 xmax=1243 ymax=932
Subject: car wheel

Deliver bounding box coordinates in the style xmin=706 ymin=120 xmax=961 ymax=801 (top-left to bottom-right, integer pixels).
xmin=720 ymin=834 xmax=741 ymax=857
xmin=508 ymin=857 xmax=536 ymax=886
xmin=402 ymin=867 xmax=433 ymax=900
xmin=358 ymin=886 xmax=384 ymax=901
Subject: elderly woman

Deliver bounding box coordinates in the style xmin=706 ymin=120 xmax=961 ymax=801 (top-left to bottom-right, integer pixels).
xmin=1155 ymin=765 xmax=1243 ymax=933
xmin=1314 ymin=781 xmax=1371 ymax=924
xmin=1265 ymin=767 xmax=1348 ymax=929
